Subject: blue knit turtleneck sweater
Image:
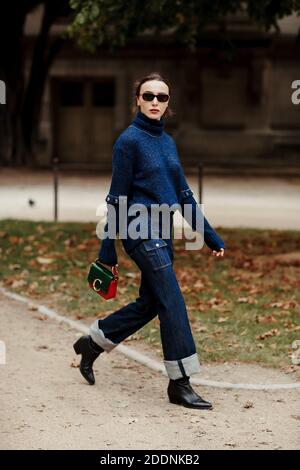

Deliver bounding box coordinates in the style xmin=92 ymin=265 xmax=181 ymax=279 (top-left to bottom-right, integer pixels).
xmin=98 ymin=109 xmax=225 ymax=265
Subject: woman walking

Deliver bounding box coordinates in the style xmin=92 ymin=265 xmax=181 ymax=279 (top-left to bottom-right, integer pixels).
xmin=73 ymin=72 xmax=225 ymax=410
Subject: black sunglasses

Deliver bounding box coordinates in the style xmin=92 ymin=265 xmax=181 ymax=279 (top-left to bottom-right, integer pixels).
xmin=140 ymin=92 xmax=169 ymax=103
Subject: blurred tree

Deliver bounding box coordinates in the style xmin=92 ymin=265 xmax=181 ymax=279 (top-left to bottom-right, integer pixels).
xmin=0 ymin=0 xmax=71 ymax=165
xmin=68 ymin=0 xmax=300 ymax=52
xmin=1 ymin=0 xmax=300 ymax=166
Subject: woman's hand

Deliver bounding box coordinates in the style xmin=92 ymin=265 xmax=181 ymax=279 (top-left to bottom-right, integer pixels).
xmin=212 ymin=248 xmax=225 ymax=257
xmin=101 ymin=262 xmax=116 ymax=270
xmin=97 ymin=258 xmax=118 ymax=270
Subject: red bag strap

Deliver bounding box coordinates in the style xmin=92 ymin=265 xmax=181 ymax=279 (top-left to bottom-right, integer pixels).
xmin=111 ymin=264 xmax=119 ymax=278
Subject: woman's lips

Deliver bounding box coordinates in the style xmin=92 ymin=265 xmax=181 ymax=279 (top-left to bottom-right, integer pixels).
xmin=150 ymin=109 xmax=159 ymax=113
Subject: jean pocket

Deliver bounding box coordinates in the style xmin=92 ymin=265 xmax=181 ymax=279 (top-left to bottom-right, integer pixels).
xmin=142 ymin=239 xmax=172 ymax=271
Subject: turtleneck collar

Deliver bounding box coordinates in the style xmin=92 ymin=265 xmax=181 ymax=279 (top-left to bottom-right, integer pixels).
xmin=131 ymin=109 xmax=165 ymax=137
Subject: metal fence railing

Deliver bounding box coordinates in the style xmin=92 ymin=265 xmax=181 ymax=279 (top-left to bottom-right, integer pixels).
xmin=52 ymin=158 xmax=300 ymax=222
xmin=52 ymin=157 xmax=113 ymax=222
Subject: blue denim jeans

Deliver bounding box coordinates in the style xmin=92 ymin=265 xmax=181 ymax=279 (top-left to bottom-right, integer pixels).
xmin=89 ymin=238 xmax=201 ymax=379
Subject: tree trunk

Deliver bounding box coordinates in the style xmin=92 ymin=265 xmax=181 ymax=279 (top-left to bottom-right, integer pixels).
xmin=0 ymin=1 xmax=69 ymax=167
xmin=21 ymin=0 xmax=68 ymax=165
xmin=0 ymin=6 xmax=27 ymax=165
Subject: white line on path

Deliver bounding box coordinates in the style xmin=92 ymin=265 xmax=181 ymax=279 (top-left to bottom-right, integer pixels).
xmin=1 ymin=287 xmax=300 ymax=391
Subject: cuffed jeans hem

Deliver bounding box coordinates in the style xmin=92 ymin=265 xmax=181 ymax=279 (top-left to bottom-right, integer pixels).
xmin=89 ymin=319 xmax=117 ymax=353
xmin=164 ymin=353 xmax=201 ymax=380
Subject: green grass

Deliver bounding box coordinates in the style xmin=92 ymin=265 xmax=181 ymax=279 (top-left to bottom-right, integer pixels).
xmin=1 ymin=219 xmax=300 ymax=371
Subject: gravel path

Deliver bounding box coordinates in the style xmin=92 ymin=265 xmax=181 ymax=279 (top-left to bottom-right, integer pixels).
xmin=0 ymin=292 xmax=299 ymax=450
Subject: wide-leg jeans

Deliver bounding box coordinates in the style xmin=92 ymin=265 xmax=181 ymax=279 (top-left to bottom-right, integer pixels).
xmin=90 ymin=238 xmax=201 ymax=379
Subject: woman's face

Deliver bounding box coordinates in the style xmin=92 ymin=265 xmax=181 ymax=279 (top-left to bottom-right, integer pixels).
xmin=136 ymin=80 xmax=170 ymax=120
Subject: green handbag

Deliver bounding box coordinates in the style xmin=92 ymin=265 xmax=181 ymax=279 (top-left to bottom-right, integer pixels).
xmin=87 ymin=259 xmax=118 ymax=300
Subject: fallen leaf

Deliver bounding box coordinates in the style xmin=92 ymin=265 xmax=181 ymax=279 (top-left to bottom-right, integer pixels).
xmin=75 ymin=314 xmax=84 ymax=320
xmin=77 ymin=244 xmax=87 ymax=251
xmin=282 ymin=365 xmax=300 ymax=374
xmin=238 ymin=297 xmax=249 ymax=303
xmin=28 ymin=303 xmax=38 ymax=311
xmin=70 ymin=360 xmax=79 ymax=368
xmin=270 ymin=302 xmax=284 ymax=308
xmin=125 ymin=272 xmax=138 ymax=279
xmin=194 ymin=280 xmax=205 ymax=290
xmin=256 ymin=329 xmax=280 ymax=340
xmin=11 ymin=279 xmax=27 ymax=289
xmin=218 ymin=317 xmax=228 ymax=323
xmin=291 ymin=415 xmax=300 ymax=421
xmin=35 ymin=315 xmax=48 ymax=321
xmin=193 ymin=325 xmax=209 ymax=333
xmin=9 ymin=236 xmax=20 ymax=244
xmin=9 ymin=263 xmax=21 ymax=270
xmin=37 ymin=257 xmax=54 ymax=265
xmin=243 ymin=401 xmax=254 ymax=409
xmin=256 ymin=315 xmax=278 ymax=324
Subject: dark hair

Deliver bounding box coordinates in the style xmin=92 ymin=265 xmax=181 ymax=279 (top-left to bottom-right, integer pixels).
xmin=131 ymin=72 xmax=175 ymax=119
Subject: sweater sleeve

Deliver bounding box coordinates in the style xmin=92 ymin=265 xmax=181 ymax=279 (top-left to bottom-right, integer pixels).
xmin=98 ymin=142 xmax=134 ymax=266
xmin=177 ymin=164 xmax=225 ymax=252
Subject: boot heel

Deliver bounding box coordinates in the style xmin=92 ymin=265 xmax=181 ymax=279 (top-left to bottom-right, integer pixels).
xmin=73 ymin=337 xmax=83 ymax=355
xmin=168 ymin=396 xmax=181 ymax=405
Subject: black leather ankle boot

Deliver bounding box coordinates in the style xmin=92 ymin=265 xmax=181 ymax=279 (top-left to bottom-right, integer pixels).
xmin=167 ymin=376 xmax=213 ymax=410
xmin=73 ymin=335 xmax=104 ymax=385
